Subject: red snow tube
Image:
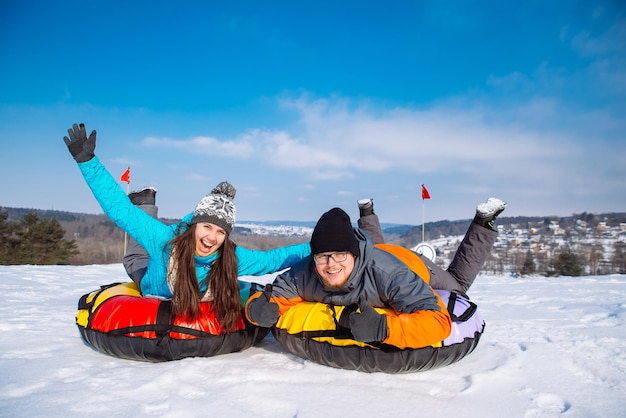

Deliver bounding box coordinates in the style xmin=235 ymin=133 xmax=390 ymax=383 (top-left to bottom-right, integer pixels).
xmin=76 ymin=282 xmax=268 ymax=362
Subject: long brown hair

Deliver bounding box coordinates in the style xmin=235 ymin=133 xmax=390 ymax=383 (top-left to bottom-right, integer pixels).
xmin=167 ymin=225 xmax=242 ymax=332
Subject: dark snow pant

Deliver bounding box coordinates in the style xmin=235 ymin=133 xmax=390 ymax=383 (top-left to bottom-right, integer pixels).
xmin=122 ymin=204 xmax=157 ymax=286
xmin=357 ymin=213 xmax=385 ymax=244
xmin=358 ymin=214 xmax=498 ymax=295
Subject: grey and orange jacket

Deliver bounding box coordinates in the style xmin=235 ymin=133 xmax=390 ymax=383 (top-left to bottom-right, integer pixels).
xmin=246 ymin=228 xmax=452 ymax=349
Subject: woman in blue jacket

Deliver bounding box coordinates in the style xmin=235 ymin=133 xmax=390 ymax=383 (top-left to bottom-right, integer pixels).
xmin=63 ymin=123 xmax=310 ymax=332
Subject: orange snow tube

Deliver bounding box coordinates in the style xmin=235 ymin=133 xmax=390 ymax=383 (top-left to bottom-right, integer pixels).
xmin=272 ymin=245 xmax=483 ymax=373
xmin=375 ymin=243 xmax=431 ymax=283
xmin=272 ymin=292 xmax=484 ymax=373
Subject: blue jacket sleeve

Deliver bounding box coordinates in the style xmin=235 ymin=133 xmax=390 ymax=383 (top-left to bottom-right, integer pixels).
xmin=77 ymin=156 xmax=172 ymax=257
xmin=236 ymin=242 xmax=311 ymax=276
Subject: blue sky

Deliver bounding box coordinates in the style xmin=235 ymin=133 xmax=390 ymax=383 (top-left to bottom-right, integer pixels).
xmin=1 ymin=1 xmax=625 ymax=224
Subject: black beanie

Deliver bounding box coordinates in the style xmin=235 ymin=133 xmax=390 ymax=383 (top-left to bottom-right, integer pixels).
xmin=310 ymin=207 xmax=360 ymax=257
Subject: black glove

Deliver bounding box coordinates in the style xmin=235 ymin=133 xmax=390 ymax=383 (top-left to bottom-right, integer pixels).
xmin=247 ymin=284 xmax=279 ymax=328
xmin=63 ymin=123 xmax=96 ymax=163
xmin=349 ymin=301 xmax=388 ymax=343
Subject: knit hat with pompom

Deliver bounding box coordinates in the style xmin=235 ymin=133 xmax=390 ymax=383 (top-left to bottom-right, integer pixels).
xmin=191 ymin=181 xmax=237 ymax=235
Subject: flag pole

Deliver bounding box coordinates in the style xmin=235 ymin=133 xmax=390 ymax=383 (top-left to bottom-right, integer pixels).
xmin=420 ymin=184 xmax=430 ymax=243
xmin=422 ymin=198 xmax=425 ymax=243
xmin=417 ymin=184 xmax=435 ymax=262
xmin=120 ymin=167 xmax=131 ymax=255
xmin=123 ymin=180 xmax=129 ymax=255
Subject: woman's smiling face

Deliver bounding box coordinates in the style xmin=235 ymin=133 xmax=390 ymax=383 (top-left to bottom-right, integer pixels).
xmin=194 ymin=222 xmax=227 ymax=257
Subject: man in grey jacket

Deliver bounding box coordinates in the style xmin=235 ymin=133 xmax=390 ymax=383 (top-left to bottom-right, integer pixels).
xmin=246 ymin=198 xmax=505 ymax=349
xmin=245 ymin=207 xmax=453 ymax=349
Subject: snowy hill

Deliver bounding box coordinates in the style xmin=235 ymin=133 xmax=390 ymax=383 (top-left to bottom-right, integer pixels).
xmin=1 ymin=264 xmax=624 ymax=417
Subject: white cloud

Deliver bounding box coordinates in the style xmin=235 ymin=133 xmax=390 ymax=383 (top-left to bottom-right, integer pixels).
xmin=571 ymin=20 xmax=626 ymax=57
xmin=138 ymin=94 xmax=584 ymax=183
xmin=142 ymin=135 xmax=255 ymax=159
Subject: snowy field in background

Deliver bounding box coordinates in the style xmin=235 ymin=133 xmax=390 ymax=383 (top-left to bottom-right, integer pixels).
xmin=0 ymin=264 xmax=624 ymax=417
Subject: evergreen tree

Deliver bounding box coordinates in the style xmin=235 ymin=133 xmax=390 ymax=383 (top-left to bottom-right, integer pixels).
xmin=552 ymin=247 xmax=584 ymax=277
xmin=0 ymin=209 xmax=17 ymax=263
xmin=7 ymin=212 xmax=79 ymax=265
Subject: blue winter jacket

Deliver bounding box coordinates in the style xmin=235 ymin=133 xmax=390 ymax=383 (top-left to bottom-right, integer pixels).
xmin=78 ymin=156 xmax=311 ymax=298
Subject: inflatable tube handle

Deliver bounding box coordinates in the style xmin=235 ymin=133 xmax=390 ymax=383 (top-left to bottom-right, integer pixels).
xmin=446 ymin=292 xmax=478 ymax=322
xmin=77 ymin=292 xmax=92 ymax=311
xmin=155 ymin=300 xmax=173 ymax=345
xmin=77 ymin=282 xmax=123 ymax=311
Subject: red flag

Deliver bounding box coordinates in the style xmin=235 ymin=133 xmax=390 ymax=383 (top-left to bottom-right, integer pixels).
xmin=421 ymin=184 xmax=431 ymax=200
xmin=120 ymin=167 xmax=131 ymax=184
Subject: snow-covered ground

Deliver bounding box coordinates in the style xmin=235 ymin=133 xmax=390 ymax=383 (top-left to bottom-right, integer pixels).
xmin=1 ymin=264 xmax=624 ymax=417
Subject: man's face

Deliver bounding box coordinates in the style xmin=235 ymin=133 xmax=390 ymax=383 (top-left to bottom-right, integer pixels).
xmin=313 ymin=251 xmax=356 ymax=288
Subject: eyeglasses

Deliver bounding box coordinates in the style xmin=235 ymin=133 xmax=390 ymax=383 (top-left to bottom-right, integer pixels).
xmin=313 ymin=251 xmax=350 ymax=265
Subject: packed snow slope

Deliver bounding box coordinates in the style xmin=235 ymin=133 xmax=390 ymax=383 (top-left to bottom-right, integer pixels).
xmin=0 ymin=264 xmax=624 ymax=417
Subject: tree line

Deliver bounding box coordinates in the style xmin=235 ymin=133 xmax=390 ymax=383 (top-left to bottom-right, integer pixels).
xmin=2 ymin=206 xmax=625 ymax=277
xmin=0 ymin=210 xmax=79 ymax=265
xmin=0 ymin=207 xmax=306 ymax=266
